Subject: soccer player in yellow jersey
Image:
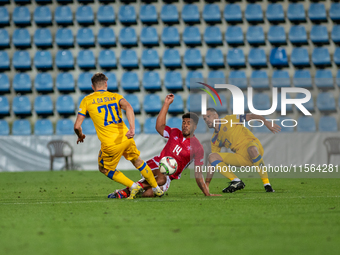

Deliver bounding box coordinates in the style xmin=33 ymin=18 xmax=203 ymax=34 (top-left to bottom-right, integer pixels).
xmin=203 ymin=108 xmax=281 ymax=193
xmin=74 ymin=72 xmax=164 ymax=199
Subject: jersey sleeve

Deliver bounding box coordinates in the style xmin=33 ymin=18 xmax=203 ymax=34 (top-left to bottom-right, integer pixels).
xmin=163 ymin=126 xmax=172 ymax=138
xmin=194 ymin=143 xmax=204 ymax=166
xmin=78 ymin=97 xmax=87 ymax=116
xmin=116 ymin=94 xmax=124 ymax=108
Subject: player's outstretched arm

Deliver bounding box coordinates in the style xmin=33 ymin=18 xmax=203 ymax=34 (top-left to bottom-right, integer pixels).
xmin=74 ymin=114 xmax=86 ymax=144
xmin=120 ymin=98 xmax=135 ymax=139
xmin=156 ymin=94 xmax=174 ymax=136
xmin=246 ymin=113 xmax=281 ymax=134
xmin=194 ymin=166 xmax=222 ymax=196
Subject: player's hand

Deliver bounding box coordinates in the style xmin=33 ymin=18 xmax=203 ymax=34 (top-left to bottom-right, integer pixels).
xmin=265 ymin=121 xmax=281 ymax=134
xmin=125 ymin=129 xmax=135 ymax=139
xmin=77 ymin=134 xmax=86 ymax=144
xmin=207 ymin=194 xmax=222 ymax=197
xmin=164 ymin=94 xmax=175 ymax=105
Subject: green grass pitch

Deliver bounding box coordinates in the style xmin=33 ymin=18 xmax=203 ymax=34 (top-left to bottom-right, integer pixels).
xmin=0 ymin=170 xmax=339 ymax=255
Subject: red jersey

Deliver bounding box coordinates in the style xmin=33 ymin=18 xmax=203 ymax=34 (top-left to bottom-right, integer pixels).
xmin=147 ymin=126 xmax=204 ymax=180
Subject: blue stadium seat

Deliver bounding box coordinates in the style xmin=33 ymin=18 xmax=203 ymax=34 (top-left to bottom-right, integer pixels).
xmin=337 ymin=71 xmax=340 ymax=88
xmin=12 ymin=120 xmax=31 ymax=136
xmin=245 ymin=4 xmax=263 ymax=23
xmin=225 ymin=26 xmax=243 ymax=45
xmin=119 ymin=27 xmax=137 ymax=47
xmin=182 ymin=4 xmax=200 ymax=23
xmin=0 ymin=51 xmax=9 ymax=70
xmin=335 ymin=48 xmax=340 ymax=66
xmin=163 ymin=49 xmax=181 ymax=68
xmin=250 ymin=70 xmax=269 ymax=90
xmin=0 ymin=29 xmax=10 ymax=48
xmin=56 ymin=119 xmax=74 ymax=135
xmin=296 ymin=93 xmax=314 ymax=112
xmin=203 ymin=4 xmax=221 ymax=23
xmin=186 ymin=94 xmax=202 ymax=112
xmin=0 ymin=120 xmax=9 ymax=135
xmin=34 ymin=6 xmax=52 ymax=26
xmin=319 ymin=116 xmax=338 ymax=132
xmin=77 ymin=72 xmax=93 ymax=92
xmin=55 ymin=6 xmax=73 ymax=25
xmin=184 ymin=49 xmax=202 ymax=68
xmin=297 ymin=117 xmax=316 ymax=132
xmin=287 ymin=3 xmax=306 ymax=22
xmin=164 ymin=71 xmax=183 ymax=91
xmin=291 ymin=48 xmax=310 ymax=67
xmin=142 ymin=71 xmax=161 ymax=91
xmin=13 ymin=28 xmax=31 ymax=48
xmin=34 ymin=119 xmax=53 ymax=136
xmin=35 ymin=73 xmax=53 ymax=93
xmin=161 ymin=5 xmax=179 ymax=24
xmin=289 ymin=26 xmax=307 ymax=44
xmin=293 ymin=70 xmax=312 ymax=89
xmin=206 ymin=48 xmax=224 ymax=67
xmin=118 ymin=5 xmax=136 ymax=24
xmin=248 ymin=48 xmax=267 ymax=67
xmin=168 ymin=94 xmax=184 ymax=114
xmin=56 ymin=72 xmax=75 ymax=92
xmin=140 ymin=4 xmax=157 ymax=24
xmin=167 ymin=117 xmax=182 ymax=130
xmin=276 ymin=117 xmax=295 ymax=133
xmin=97 ymin=5 xmax=115 ymax=25
xmin=56 ymin=50 xmax=74 ymax=69
xmin=310 ymin=25 xmax=329 ymax=44
xmin=208 ymin=70 xmax=226 ymax=83
xmin=98 ymin=50 xmax=116 ymax=69
xmin=141 ymin=27 xmax=158 ymax=46
xmin=13 ymin=51 xmax=31 ymax=70
xmin=204 ymin=26 xmax=222 ymax=45
xmin=34 ymin=28 xmax=52 ymax=48
xmin=272 ymin=70 xmax=290 ymax=88
xmin=81 ymin=118 xmax=96 ymax=135
xmin=161 ymin=27 xmax=180 ymax=46
xmin=312 ymin=48 xmax=331 ymax=67
xmin=144 ymin=94 xmax=161 ymax=114
xmin=252 ymin=93 xmax=271 ymax=111
xmin=124 ymin=118 xmax=141 ymax=134
xmin=308 ymin=3 xmax=327 ymax=22
xmin=98 ymin=28 xmax=116 ymax=47
xmin=0 ymin=7 xmax=9 ymax=26
xmin=34 ymin=50 xmax=52 ymax=70
xmin=13 ymin=96 xmax=31 ymax=116
xmin=76 ymin=6 xmax=94 ymax=25
xmin=330 ymin=3 xmax=340 ymax=22
xmin=13 ymin=7 xmax=31 ymax=26
xmin=332 ymin=25 xmax=340 ymax=44
xmin=196 ymin=118 xmax=207 ymax=133
xmin=120 ymin=49 xmax=138 ymax=69
xmin=56 ymin=95 xmax=75 ymax=115
xmin=142 ymin=49 xmax=160 ymax=68
xmin=56 ymin=28 xmax=73 ymax=47
xmin=144 ymin=117 xmax=157 ymax=134
xmin=229 ymin=70 xmax=247 ymax=89
xmin=124 ymin=94 xmax=140 ymax=114
xmin=315 ymin=70 xmax=333 ymax=89
xmin=34 ymin=95 xmax=53 ymax=116
xmin=0 ymin=73 xmax=9 ymax=93
xmin=208 ymin=94 xmax=227 ymax=113
xmin=77 ymin=50 xmax=95 ymax=69
xmin=268 ymin=26 xmax=286 ymax=45
xmin=104 ymin=72 xmax=118 ymax=91
xmin=276 ymin=94 xmax=293 ymax=113
xmin=186 ymin=71 xmax=203 ymax=90
xmin=270 ymin=47 xmax=288 ymax=67
xmin=121 ymin=72 xmax=139 ymax=91
xmin=224 ymin=4 xmax=242 ymax=23
xmin=0 ymin=96 xmax=9 ymax=116
xmin=77 ymin=28 xmax=95 ymax=47
xmin=183 ymin=26 xmax=201 ymax=46
xmin=317 ymin=92 xmax=336 ymax=112
xmin=266 ymin=4 xmax=284 ymax=23
xmin=229 ymin=94 xmax=249 ymax=113
xmin=227 ymin=49 xmax=245 ymax=67
xmin=13 ymin=73 xmax=31 ymax=93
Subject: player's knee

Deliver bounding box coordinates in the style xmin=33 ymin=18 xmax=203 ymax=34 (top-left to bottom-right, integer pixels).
xmin=247 ymin=146 xmax=259 ymax=158
xmin=142 ymin=189 xmax=154 ymax=198
xmin=208 ymin=153 xmax=220 ymax=163
xmin=98 ymin=165 xmax=108 ymax=175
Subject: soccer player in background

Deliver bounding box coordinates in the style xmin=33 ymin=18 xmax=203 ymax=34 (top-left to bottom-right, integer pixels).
xmin=109 ymin=94 xmax=221 ymax=198
xmin=203 ymin=108 xmax=281 ymax=193
xmin=74 ymin=72 xmax=164 ymax=199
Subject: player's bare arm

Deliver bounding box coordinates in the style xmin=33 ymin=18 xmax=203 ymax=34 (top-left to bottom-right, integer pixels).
xmin=194 ymin=165 xmax=221 ymax=196
xmin=120 ymin=98 xmax=135 ymax=139
xmin=156 ymin=94 xmax=174 ymax=136
xmin=205 ymin=164 xmax=216 ymax=188
xmin=245 ymin=113 xmax=281 ymax=134
xmin=74 ymin=113 xmax=86 ymax=144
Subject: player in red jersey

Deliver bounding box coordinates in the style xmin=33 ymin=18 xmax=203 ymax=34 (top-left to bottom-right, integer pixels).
xmin=108 ymin=94 xmax=221 ymax=198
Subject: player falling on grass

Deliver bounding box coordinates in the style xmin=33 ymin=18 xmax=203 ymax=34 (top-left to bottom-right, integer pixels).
xmin=74 ymin=72 xmax=164 ymax=199
xmin=203 ymin=108 xmax=281 ymax=193
xmin=108 ymin=94 xmax=221 ymax=198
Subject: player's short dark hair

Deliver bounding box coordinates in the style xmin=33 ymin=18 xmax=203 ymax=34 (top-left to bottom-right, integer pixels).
xmin=182 ymin=112 xmax=199 ymax=125
xmin=91 ymin=72 xmax=108 ymax=88
xmin=206 ymin=108 xmax=218 ymax=114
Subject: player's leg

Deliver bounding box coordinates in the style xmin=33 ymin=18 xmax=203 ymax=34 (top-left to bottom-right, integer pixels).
xmin=142 ymin=175 xmax=171 ymax=197
xmin=208 ymin=153 xmax=239 ymax=181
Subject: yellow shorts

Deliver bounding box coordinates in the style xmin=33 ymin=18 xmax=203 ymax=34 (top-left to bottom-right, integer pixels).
xmin=98 ymin=139 xmax=140 ymax=171
xmin=217 ymin=139 xmax=264 ymax=166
